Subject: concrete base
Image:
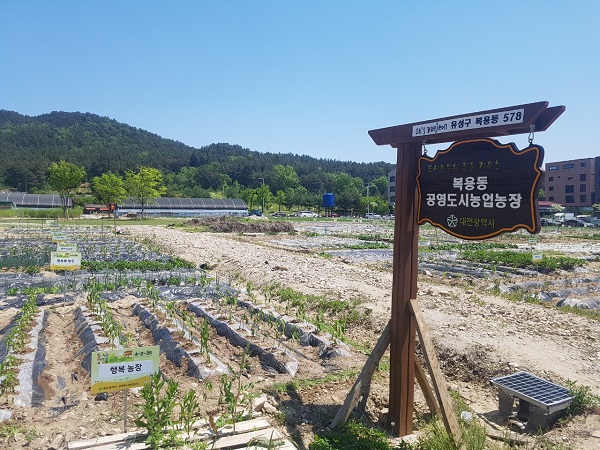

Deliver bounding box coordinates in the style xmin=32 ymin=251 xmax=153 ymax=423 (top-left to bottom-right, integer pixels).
xmin=497 ymin=389 xmax=564 ymax=429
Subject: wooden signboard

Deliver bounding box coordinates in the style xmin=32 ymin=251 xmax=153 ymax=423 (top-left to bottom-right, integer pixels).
xmin=417 ymin=138 xmax=544 ymax=240
xmin=365 ymin=101 xmax=564 ymax=441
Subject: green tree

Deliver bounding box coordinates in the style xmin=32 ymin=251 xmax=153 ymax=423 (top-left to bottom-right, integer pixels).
xmin=48 ymin=160 xmax=86 ymax=218
xmin=370 ymin=175 xmax=389 ymax=199
xmin=257 ymin=183 xmax=272 ymax=213
xmin=91 ymin=172 xmax=126 ymax=216
xmin=361 ymin=195 xmax=389 ymax=215
xmin=538 ymin=188 xmax=545 ymax=200
xmin=275 ymin=190 xmax=286 ymax=212
xmin=337 ymin=187 xmax=362 ymax=215
xmin=91 ymin=172 xmax=126 ymax=232
xmin=272 ymin=164 xmax=300 ymax=192
xmin=285 ymin=186 xmax=311 ymax=210
xmin=333 ymin=172 xmax=364 ymax=195
xmin=224 ymin=181 xmax=243 ymax=199
xmin=124 ymin=166 xmax=167 ymax=218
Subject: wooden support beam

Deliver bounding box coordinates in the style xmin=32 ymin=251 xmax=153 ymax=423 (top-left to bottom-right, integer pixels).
xmin=414 ymin=355 xmax=439 ymax=416
xmin=409 ymin=298 xmax=464 ymax=449
xmin=389 ymin=142 xmax=420 ymax=436
xmin=330 ymin=321 xmax=391 ymax=429
xmin=331 ymin=320 xmax=440 ymax=430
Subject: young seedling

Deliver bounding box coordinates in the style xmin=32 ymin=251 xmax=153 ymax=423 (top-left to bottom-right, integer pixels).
xmin=135 ymin=372 xmax=180 ymax=450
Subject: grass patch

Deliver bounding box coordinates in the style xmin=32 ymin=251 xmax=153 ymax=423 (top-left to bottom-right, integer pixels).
xmin=356 ymin=233 xmax=393 ymax=243
xmin=271 ymin=285 xmax=364 ymax=320
xmin=498 ymin=288 xmax=600 ymax=322
xmin=566 ymin=380 xmax=600 ymax=416
xmin=81 ymin=256 xmax=195 ymax=272
xmin=428 ymin=242 xmax=518 ymax=252
xmin=345 ymin=242 xmax=390 ymax=250
xmin=309 ymin=420 xmax=400 ymax=450
xmin=269 ymin=369 xmax=358 ymax=395
xmin=461 ymin=249 xmax=585 ymax=273
xmin=0 ymin=422 xmax=39 ymax=443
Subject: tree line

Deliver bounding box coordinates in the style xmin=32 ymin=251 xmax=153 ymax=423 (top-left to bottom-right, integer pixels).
xmin=1 ymin=110 xmax=395 ymax=215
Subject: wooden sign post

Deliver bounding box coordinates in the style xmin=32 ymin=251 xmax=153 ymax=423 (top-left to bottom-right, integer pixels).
xmin=367 ymin=101 xmax=564 ymax=440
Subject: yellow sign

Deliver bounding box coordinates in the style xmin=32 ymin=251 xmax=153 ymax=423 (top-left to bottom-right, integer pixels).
xmin=50 ymin=251 xmax=81 ymax=271
xmin=91 ymin=346 xmax=160 ymax=394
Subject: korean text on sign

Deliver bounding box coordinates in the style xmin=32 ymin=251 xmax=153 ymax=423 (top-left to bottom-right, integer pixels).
xmin=425 ymin=176 xmax=522 ymax=209
xmin=412 ymin=109 xmax=524 ymax=137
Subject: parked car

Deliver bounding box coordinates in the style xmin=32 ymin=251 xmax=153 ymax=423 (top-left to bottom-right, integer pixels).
xmin=562 ymin=218 xmax=593 ymax=227
xmin=382 ymin=214 xmax=395 ymax=220
xmin=325 ymin=212 xmax=340 ymax=217
xmin=540 ymin=217 xmax=559 ymax=226
xmin=294 ymin=211 xmax=318 ymax=218
xmin=365 ymin=213 xmax=381 ymax=219
xmin=270 ymin=211 xmax=287 ymax=217
xmin=248 ymin=210 xmax=262 ymax=216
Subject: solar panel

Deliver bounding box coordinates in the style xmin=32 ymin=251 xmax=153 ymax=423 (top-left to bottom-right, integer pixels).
xmin=491 ymin=372 xmax=573 ymax=414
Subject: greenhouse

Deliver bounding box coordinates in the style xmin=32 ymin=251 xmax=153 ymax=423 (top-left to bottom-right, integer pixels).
xmin=0 ymin=192 xmax=71 ymax=209
xmin=115 ymin=197 xmax=248 ymax=218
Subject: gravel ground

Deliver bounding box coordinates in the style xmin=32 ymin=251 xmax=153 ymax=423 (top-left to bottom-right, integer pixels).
xmin=127 ymin=221 xmax=600 ymax=449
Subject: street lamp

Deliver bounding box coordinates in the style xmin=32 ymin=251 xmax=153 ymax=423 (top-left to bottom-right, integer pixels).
xmin=366 ymin=184 xmax=372 ymax=214
xmin=259 ymin=178 xmax=265 ymax=213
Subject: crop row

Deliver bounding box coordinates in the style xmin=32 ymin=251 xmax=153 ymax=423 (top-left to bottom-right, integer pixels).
xmin=0 ymin=294 xmax=47 ymax=409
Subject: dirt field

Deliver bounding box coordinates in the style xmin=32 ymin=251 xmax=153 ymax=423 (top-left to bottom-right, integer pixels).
xmin=0 ymin=220 xmax=599 ymax=449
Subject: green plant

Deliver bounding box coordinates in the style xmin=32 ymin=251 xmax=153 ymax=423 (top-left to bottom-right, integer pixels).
xmin=135 ymin=372 xmax=180 ymax=450
xmin=461 ymin=248 xmax=584 ymax=273
xmin=269 ymin=369 xmax=358 ymax=395
xmin=25 ymin=265 xmax=40 ymax=275
xmin=222 ymin=290 xmax=238 ymax=306
xmin=5 ymin=287 xmax=18 ymax=296
xmin=217 ymin=354 xmax=257 ymax=433
xmin=309 ymin=419 xmax=396 ymax=450
xmin=566 ymin=380 xmax=600 ymax=416
xmin=0 ymin=362 xmax=18 ymax=400
xmin=0 ymin=422 xmax=39 ymax=443
xmin=199 ymin=319 xmax=211 ymax=363
xmin=178 ymin=389 xmax=201 ymax=439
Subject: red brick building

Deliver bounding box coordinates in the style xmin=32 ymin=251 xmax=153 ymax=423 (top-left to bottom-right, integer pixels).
xmin=544 ymin=158 xmax=596 ymax=209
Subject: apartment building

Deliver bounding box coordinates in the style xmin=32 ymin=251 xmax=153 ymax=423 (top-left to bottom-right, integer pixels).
xmin=544 ymin=158 xmax=596 ymax=208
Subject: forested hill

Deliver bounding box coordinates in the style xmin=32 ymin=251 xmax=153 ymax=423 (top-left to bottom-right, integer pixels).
xmin=0 ymin=110 xmax=393 ymax=193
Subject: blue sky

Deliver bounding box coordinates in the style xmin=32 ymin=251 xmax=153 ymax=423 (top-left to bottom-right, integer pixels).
xmin=1 ymin=1 xmax=598 ymax=165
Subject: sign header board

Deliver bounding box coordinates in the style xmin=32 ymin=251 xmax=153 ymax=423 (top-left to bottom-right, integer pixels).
xmin=91 ymin=346 xmax=159 ymax=394
xmin=416 ymin=138 xmax=544 ymax=240
xmin=412 ymin=109 xmax=524 ymax=138
xmin=369 ymin=101 xmax=565 ymax=147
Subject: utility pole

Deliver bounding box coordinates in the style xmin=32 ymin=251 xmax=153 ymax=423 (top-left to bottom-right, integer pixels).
xmin=259 ymin=177 xmax=265 ymax=213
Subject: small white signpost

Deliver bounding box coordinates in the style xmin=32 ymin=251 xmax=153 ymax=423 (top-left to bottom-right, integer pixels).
xmin=56 ymin=242 xmax=77 ymax=252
